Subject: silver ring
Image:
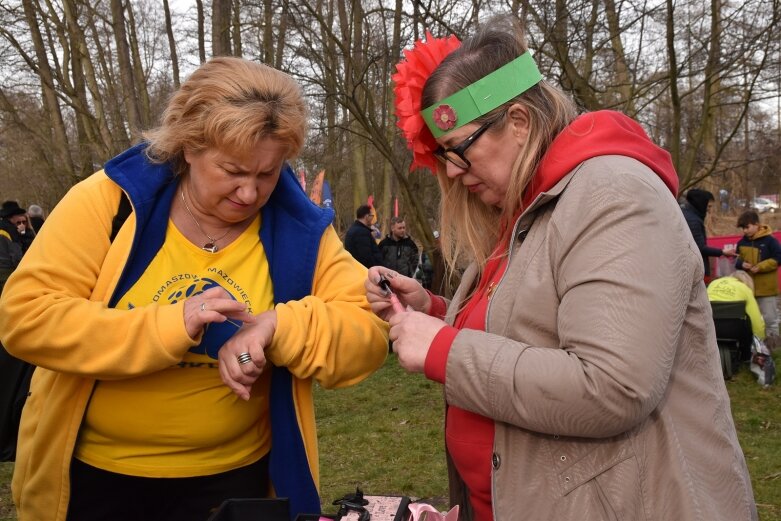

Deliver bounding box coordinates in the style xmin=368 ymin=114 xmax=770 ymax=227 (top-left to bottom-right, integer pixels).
xmin=237 ymin=352 xmax=253 ymax=365
xmin=200 ymin=302 xmax=206 ymax=312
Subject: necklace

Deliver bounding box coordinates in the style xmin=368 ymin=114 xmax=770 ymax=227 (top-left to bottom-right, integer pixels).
xmin=180 ymin=188 xmax=230 ymax=253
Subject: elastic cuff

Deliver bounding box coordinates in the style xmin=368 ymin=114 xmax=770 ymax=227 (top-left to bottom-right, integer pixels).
xmin=427 ymin=291 xmax=448 ymax=319
xmin=424 ymin=326 xmax=459 ymax=384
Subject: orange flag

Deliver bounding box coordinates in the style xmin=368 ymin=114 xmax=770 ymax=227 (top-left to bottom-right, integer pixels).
xmin=309 ymin=170 xmax=325 ymax=204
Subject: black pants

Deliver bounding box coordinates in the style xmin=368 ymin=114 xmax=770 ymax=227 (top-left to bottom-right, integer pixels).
xmin=67 ymin=455 xmax=269 ymax=521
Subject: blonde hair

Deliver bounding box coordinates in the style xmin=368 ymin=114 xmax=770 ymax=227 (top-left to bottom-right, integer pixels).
xmin=422 ymin=19 xmax=578 ymax=273
xmin=144 ymin=57 xmax=307 ymax=175
xmin=731 ymin=270 xmax=755 ymax=292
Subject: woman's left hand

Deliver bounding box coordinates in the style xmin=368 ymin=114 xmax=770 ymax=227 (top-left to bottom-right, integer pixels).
xmin=218 ymin=310 xmax=277 ymax=400
xmin=389 ymin=310 xmax=447 ymax=373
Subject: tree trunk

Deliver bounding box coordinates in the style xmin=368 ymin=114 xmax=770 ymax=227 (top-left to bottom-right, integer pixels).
xmin=196 ymin=0 xmax=206 ymax=63
xmin=163 ymin=0 xmax=181 ymax=88
xmin=665 ymin=0 xmax=681 ymax=172
xmin=61 ymin=0 xmax=102 ymax=173
xmin=212 ymin=0 xmax=232 ymax=56
xmin=232 ymin=0 xmax=242 ymax=57
xmin=85 ymin=10 xmax=130 ymax=151
xmin=274 ymin=0 xmax=288 ymax=69
xmin=603 ymin=0 xmax=634 ymax=113
xmin=110 ymin=0 xmax=142 ymax=137
xmin=125 ymin=1 xmax=151 ymax=130
xmin=21 ymin=0 xmax=75 ymax=181
xmin=262 ymin=0 xmax=274 ymax=64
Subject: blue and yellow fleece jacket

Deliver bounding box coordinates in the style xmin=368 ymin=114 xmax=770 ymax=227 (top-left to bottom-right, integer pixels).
xmin=0 ymin=144 xmax=388 ymax=521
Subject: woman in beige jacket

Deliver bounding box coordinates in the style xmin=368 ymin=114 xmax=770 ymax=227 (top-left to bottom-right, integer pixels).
xmin=367 ymin=19 xmax=757 ymax=521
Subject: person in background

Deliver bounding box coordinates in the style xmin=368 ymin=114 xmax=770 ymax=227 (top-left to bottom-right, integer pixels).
xmin=27 ymin=204 xmax=45 ymax=233
xmin=0 ymin=56 xmax=387 ymax=521
xmin=708 ymin=270 xmax=766 ymax=340
xmin=379 ymin=216 xmax=419 ymax=277
xmin=344 ymin=204 xmax=383 ymax=268
xmin=367 ymin=18 xmax=756 ymax=521
xmin=0 ymin=217 xmax=23 ymax=293
xmin=735 ymin=209 xmax=781 ymax=347
xmin=1 ymin=201 xmax=34 ymax=253
xmin=681 ymin=188 xmax=736 ymax=282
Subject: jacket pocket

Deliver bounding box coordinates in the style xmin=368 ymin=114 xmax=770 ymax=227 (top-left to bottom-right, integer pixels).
xmin=553 ymin=437 xmax=633 ymax=495
xmin=593 ymin=456 xmax=645 ymax=521
xmin=552 ymin=437 xmax=645 ymax=520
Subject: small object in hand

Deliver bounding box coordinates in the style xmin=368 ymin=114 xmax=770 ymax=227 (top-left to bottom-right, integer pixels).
xmin=200 ymin=302 xmax=207 ymax=312
xmin=236 ymin=352 xmax=253 ymax=365
xmin=377 ymin=275 xmax=406 ymax=314
xmin=377 ymin=274 xmax=392 ymax=295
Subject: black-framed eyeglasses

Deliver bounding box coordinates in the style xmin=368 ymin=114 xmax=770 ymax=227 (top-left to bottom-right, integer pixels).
xmin=433 ymin=111 xmax=506 ymax=169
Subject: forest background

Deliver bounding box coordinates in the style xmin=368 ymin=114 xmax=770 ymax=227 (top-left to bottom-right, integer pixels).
xmin=0 ymin=0 xmax=780 ymax=256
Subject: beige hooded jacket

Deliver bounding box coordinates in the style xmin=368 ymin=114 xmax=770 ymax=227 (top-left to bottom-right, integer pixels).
xmin=443 ymin=156 xmax=756 ymax=521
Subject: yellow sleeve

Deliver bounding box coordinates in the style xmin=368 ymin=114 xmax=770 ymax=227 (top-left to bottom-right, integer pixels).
xmin=267 ymin=225 xmax=388 ymax=388
xmin=740 ymin=284 xmax=766 ymax=339
xmin=0 ymin=172 xmax=195 ymax=378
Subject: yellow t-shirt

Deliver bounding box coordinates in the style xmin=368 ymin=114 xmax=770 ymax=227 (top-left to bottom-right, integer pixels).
xmin=75 ymin=216 xmax=274 ymax=477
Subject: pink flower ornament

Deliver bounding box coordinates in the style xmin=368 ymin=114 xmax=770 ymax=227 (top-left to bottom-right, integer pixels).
xmin=432 ymin=104 xmax=457 ymax=131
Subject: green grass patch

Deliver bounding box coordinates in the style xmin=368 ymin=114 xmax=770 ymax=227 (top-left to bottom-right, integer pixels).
xmin=314 ymin=356 xmax=448 ymax=511
xmin=726 ymin=356 xmax=781 ymax=521
xmin=1 ymin=354 xmax=779 ymax=519
xmin=0 ymin=461 xmax=14 ymax=521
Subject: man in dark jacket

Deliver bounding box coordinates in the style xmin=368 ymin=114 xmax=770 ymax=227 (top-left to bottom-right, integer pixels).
xmin=378 ymin=217 xmax=419 ymax=277
xmin=344 ymin=205 xmax=382 ymax=268
xmin=681 ymin=189 xmax=735 ymax=281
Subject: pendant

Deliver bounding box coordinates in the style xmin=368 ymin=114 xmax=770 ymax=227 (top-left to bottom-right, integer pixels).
xmin=202 ymin=242 xmax=218 ymax=253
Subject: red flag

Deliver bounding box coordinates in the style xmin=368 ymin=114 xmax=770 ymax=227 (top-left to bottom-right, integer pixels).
xmin=367 ymin=195 xmax=377 ymax=225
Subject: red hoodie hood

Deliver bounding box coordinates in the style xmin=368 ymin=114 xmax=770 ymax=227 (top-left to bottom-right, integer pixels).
xmin=522 ymin=111 xmax=679 ymax=207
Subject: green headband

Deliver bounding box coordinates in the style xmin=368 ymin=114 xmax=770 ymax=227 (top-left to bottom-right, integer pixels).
xmin=421 ymin=52 xmax=543 ymax=138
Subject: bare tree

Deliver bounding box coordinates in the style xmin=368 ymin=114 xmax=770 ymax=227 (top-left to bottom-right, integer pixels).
xmin=212 ymin=0 xmax=232 ymax=56
xmin=163 ymin=0 xmax=181 ymax=88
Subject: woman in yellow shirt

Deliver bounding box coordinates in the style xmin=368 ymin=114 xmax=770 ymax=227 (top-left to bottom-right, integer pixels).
xmin=0 ymin=57 xmax=387 ymax=521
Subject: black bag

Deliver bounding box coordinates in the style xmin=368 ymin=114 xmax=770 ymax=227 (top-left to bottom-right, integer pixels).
xmin=0 ymin=343 xmax=34 ymax=461
xmin=0 ymin=192 xmax=132 ymax=462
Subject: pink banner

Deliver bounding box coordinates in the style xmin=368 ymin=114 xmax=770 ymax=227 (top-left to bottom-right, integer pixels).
xmin=707 ymin=231 xmax=781 ymax=286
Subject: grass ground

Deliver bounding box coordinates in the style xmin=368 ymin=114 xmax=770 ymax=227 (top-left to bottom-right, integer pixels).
xmin=2 ymin=354 xmax=779 ymax=520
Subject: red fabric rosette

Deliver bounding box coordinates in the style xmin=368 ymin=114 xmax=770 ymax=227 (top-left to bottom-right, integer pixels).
xmin=392 ymin=31 xmax=461 ymax=173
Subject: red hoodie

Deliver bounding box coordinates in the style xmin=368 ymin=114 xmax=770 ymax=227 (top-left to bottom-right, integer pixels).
xmin=424 ymin=111 xmax=678 ymax=521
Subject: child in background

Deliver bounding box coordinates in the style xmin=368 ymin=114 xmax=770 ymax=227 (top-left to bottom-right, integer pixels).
xmin=736 ymin=210 xmax=781 ymax=348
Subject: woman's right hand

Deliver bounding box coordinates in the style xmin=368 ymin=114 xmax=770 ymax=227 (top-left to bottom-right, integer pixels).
xmin=365 ymin=267 xmax=431 ymax=321
xmin=183 ymin=286 xmax=255 ymax=339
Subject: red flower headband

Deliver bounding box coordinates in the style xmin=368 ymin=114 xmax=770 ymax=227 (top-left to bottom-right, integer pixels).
xmin=392 ymin=31 xmax=461 ymax=173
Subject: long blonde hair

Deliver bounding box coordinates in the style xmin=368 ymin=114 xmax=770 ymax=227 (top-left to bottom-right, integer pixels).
xmin=422 ymin=19 xmax=578 ymax=273
xmin=143 ymin=57 xmax=307 ymax=175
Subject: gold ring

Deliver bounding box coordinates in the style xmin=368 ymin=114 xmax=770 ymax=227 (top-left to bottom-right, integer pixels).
xmin=237 ymin=352 xmax=253 ymax=365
